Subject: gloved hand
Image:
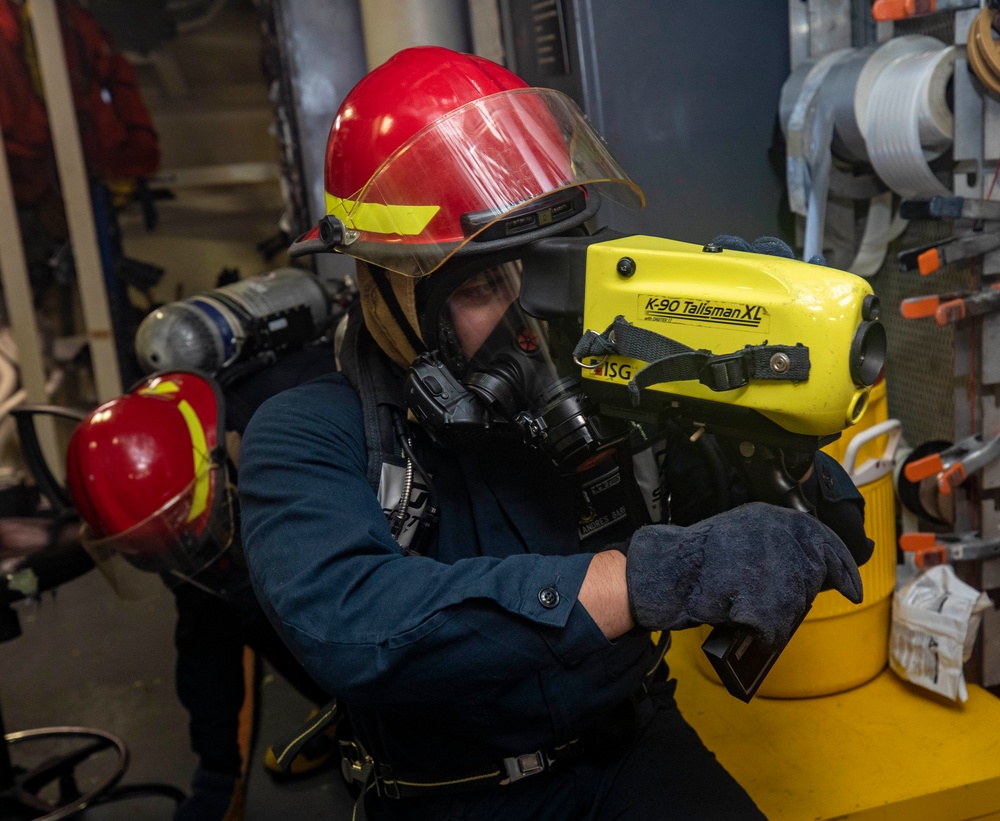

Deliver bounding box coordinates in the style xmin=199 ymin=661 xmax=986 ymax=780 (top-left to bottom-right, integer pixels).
xmin=625 ymin=502 xmax=863 ymax=646
xmin=709 ymin=234 xmax=827 ymax=266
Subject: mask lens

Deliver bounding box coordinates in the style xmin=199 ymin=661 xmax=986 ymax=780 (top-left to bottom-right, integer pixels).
xmin=446 ymin=262 xmax=524 ymax=362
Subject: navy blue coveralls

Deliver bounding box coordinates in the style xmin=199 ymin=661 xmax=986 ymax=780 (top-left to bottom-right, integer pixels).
xmin=238 ymin=369 xmax=775 ymax=820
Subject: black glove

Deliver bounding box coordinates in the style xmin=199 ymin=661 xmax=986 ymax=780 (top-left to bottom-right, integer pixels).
xmin=709 ymin=234 xmax=827 ymax=266
xmin=625 ymin=502 xmax=863 ymax=646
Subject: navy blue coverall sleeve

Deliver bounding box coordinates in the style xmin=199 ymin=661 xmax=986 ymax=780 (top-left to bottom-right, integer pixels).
xmin=238 ymin=374 xmax=612 ymax=705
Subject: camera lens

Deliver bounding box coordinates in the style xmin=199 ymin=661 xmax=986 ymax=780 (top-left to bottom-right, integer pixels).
xmin=849 ymin=320 xmax=887 ymax=387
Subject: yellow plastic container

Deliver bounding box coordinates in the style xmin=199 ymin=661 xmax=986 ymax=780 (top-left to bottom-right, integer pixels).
xmin=696 ymin=380 xmax=900 ymax=698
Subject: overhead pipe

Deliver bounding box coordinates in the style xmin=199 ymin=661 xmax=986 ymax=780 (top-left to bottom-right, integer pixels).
xmin=359 ymin=0 xmax=471 ymax=70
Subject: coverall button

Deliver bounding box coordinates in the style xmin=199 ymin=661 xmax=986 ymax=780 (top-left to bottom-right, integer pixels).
xmin=538 ymin=587 xmax=560 ymax=608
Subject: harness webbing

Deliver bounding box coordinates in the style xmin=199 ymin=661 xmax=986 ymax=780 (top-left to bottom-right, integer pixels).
xmin=338 ymin=302 xmax=408 ymax=493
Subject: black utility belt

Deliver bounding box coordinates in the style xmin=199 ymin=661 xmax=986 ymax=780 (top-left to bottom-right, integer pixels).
xmin=341 ymin=736 xmax=587 ymax=800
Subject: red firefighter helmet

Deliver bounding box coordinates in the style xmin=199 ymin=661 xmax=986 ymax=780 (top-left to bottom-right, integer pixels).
xmin=289 ymin=46 xmax=644 ymax=276
xmin=66 ymin=370 xmax=232 ymax=589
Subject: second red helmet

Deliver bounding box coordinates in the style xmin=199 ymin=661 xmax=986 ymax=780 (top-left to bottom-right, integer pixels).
xmin=65 ymin=370 xmax=232 ymax=587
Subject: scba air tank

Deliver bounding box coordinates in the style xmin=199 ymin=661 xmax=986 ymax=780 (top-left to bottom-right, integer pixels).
xmin=135 ymin=268 xmax=339 ymax=374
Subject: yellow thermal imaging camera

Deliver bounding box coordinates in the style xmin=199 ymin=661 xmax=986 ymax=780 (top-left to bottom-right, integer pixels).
xmin=521 ymin=229 xmax=885 ymax=457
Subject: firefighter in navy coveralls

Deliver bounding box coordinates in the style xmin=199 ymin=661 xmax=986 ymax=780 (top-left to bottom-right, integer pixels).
xmin=238 ymin=47 xmax=873 ymax=820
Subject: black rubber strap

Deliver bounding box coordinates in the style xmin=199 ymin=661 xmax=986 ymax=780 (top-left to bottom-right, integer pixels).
xmin=575 ymin=315 xmax=810 ymax=404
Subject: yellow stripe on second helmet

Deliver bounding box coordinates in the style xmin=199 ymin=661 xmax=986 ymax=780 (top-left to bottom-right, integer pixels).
xmin=139 ymin=381 xmax=211 ymax=523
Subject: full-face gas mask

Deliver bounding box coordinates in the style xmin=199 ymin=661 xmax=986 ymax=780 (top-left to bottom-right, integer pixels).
xmin=404 ymin=251 xmax=626 ymax=470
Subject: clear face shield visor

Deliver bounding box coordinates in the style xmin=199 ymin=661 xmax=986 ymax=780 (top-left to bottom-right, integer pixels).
xmin=80 ymin=466 xmax=235 ymax=599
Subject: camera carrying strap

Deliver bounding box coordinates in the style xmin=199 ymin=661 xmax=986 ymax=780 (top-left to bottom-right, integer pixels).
xmin=574 ymin=315 xmax=810 ymax=404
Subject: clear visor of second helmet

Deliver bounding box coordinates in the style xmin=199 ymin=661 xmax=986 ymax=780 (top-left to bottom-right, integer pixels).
xmin=328 ymin=87 xmax=644 ymax=277
xmin=80 ymin=466 xmax=234 ymax=591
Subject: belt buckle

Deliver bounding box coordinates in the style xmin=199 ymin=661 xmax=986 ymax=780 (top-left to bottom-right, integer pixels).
xmin=503 ymin=750 xmax=548 ymax=783
xmin=374 ymin=763 xmax=401 ymax=799
xmin=339 ymin=739 xmax=373 ymax=786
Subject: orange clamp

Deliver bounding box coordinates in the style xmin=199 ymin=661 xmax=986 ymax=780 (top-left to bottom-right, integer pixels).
xmin=872 ymin=0 xmax=936 ymax=21
xmin=935 ymin=298 xmax=967 ymax=325
xmin=898 ymin=532 xmax=948 ymax=568
xmin=937 ymin=463 xmax=967 ymax=494
xmin=900 ymin=295 xmax=941 ymax=319
xmin=904 ymin=452 xmax=944 ymax=483
xmin=917 ymin=248 xmax=943 ymax=276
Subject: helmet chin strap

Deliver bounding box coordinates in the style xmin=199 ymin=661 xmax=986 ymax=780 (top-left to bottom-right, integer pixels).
xmin=356 ymin=262 xmax=426 ymax=367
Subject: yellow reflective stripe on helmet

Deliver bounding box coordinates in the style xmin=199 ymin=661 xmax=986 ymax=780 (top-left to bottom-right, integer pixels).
xmin=175 ymin=399 xmax=210 ymax=522
xmin=139 ymin=381 xmax=210 ymax=522
xmin=326 ymin=193 xmax=439 ymax=236
xmin=141 ymin=381 xmax=179 ymax=397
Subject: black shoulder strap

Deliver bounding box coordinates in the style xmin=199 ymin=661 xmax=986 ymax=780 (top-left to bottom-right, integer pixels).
xmin=338 ymin=302 xmax=407 ymax=492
